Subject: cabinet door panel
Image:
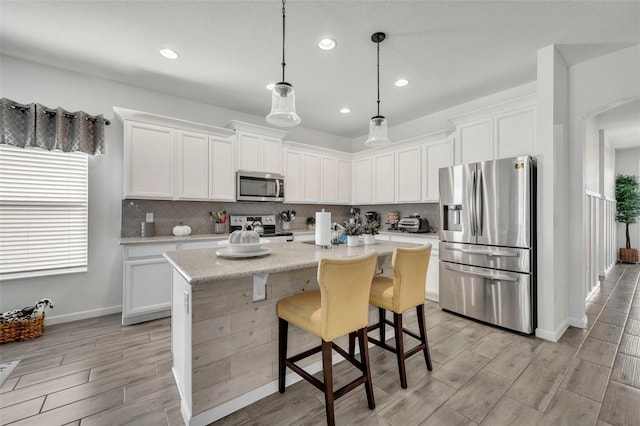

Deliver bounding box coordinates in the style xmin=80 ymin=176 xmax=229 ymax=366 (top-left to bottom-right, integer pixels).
xmin=353 ymin=158 xmax=373 ymax=204
xmin=209 ymin=136 xmax=235 ymax=200
xmin=373 ymin=153 xmax=395 ymax=203
xmin=262 ymin=137 xmax=282 ymax=173
xmin=396 ymin=146 xmax=422 ymax=202
xmin=337 ymin=159 xmax=351 ymax=204
xmin=126 ymin=122 xmax=173 ymax=198
xmin=425 ymin=140 xmax=454 ymax=201
xmin=458 ymin=120 xmax=492 ymax=164
xmin=321 ymin=156 xmax=338 ymax=203
xmin=495 ymin=108 xmax=535 ymax=158
xmin=284 ymin=150 xmax=304 ymax=202
xmin=124 ymin=258 xmax=172 ymax=318
xmin=237 ymin=132 xmax=261 ymax=171
xmin=177 ymin=131 xmax=209 ymax=200
xmin=303 ymin=153 xmax=321 ymax=202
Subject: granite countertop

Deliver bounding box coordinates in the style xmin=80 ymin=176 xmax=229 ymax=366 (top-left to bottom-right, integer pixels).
xmin=163 ymin=240 xmax=419 ymax=285
xmin=119 ymin=229 xmax=316 ymax=245
xmin=378 ymin=230 xmax=440 ymax=238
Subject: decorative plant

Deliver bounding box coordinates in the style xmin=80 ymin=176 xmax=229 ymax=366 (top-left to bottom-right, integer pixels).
xmin=280 ymin=210 xmax=296 ymax=222
xmin=361 ymin=221 xmax=380 ymax=235
xmin=342 ymin=222 xmax=362 ymax=236
xmin=615 ymin=174 xmax=640 ymax=250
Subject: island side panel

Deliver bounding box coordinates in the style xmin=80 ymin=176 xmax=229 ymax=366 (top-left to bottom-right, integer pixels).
xmin=172 ymin=269 xmax=192 ymax=413
xmin=190 ymin=267 xmax=323 ymax=416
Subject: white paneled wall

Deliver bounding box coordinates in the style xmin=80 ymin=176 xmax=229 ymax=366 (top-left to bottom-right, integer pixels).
xmin=601 ymin=198 xmax=617 ymax=275
xmin=585 ymin=191 xmax=600 ymax=297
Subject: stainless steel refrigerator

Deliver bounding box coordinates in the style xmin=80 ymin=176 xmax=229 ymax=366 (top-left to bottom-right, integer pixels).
xmin=439 ymin=155 xmax=536 ymax=334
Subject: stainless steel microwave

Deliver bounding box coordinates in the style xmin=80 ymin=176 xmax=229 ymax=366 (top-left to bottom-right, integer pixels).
xmin=236 ymin=171 xmax=285 ymax=202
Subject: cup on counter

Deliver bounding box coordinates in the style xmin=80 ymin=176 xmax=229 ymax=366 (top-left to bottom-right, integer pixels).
xmin=141 ymin=222 xmax=155 ymax=237
xmin=214 ymin=223 xmax=225 ymax=234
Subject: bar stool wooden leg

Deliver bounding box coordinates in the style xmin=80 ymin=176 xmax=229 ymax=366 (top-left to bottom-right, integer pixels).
xmin=357 ymin=328 xmax=375 ymax=409
xmin=278 ymin=318 xmax=288 ymax=393
xmin=348 ymin=331 xmax=356 ymax=358
xmin=416 ymin=304 xmax=432 ymax=371
xmin=379 ymin=307 xmax=386 ymax=342
xmin=393 ymin=312 xmax=408 ymax=389
xmin=321 ymin=340 xmax=335 ymax=426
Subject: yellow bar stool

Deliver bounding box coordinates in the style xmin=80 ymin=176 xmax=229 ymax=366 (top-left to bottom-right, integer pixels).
xmin=277 ymin=253 xmax=378 ymax=426
xmin=352 ymin=244 xmax=433 ymax=389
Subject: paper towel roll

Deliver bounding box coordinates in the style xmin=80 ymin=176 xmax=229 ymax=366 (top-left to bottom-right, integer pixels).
xmin=315 ymin=211 xmax=332 ymax=246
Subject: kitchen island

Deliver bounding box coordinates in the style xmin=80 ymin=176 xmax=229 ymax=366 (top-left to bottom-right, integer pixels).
xmin=164 ymin=240 xmax=421 ymax=426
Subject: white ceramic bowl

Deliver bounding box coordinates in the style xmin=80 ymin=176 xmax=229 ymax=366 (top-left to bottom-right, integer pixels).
xmin=218 ymin=238 xmax=271 ymax=253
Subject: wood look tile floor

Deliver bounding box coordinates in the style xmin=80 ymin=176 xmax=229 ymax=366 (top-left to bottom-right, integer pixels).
xmin=1 ymin=263 xmax=639 ymax=425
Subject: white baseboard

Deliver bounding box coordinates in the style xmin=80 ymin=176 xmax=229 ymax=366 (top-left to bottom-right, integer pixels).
xmin=567 ymin=315 xmax=588 ymax=329
xmin=425 ymin=289 xmax=439 ymax=303
xmin=44 ymin=305 xmax=122 ymax=325
xmin=535 ymin=319 xmax=569 ymax=342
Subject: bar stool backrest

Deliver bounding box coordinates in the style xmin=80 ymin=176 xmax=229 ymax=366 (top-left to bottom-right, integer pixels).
xmin=317 ymin=253 xmax=378 ymax=341
xmin=391 ymin=244 xmax=432 ymax=313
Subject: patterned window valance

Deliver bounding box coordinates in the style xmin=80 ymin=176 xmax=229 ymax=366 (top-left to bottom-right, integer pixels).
xmin=0 ymin=98 xmax=109 ymax=156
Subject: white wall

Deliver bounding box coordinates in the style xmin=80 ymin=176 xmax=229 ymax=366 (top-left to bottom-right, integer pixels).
xmin=615 ymin=147 xmax=640 ymax=252
xmin=0 ymin=55 xmax=350 ymax=324
xmin=568 ymin=44 xmax=640 ymax=325
xmin=534 ymin=45 xmax=570 ymax=341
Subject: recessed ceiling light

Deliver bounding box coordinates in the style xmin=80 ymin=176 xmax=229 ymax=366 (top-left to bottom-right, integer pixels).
xmin=395 ymin=79 xmax=409 ymax=87
xmin=266 ymin=83 xmax=275 ymax=91
xmin=340 ymin=107 xmax=351 ymax=114
xmin=159 ymin=48 xmax=179 ymax=59
xmin=318 ymin=38 xmax=337 ymax=51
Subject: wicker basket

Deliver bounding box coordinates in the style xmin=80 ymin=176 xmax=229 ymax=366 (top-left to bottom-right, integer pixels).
xmin=620 ymin=248 xmax=639 ymax=264
xmin=0 ymin=313 xmax=45 ymax=344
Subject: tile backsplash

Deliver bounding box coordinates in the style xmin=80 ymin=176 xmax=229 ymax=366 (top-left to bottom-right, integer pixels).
xmin=122 ymin=200 xmax=441 ymax=237
xmin=121 ymin=200 xmax=351 ymax=237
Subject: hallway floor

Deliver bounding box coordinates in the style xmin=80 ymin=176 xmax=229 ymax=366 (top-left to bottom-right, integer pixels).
xmin=0 ymin=263 xmax=638 ymax=425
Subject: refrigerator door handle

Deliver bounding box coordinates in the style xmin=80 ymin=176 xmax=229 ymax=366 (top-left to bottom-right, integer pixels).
xmin=477 ymin=169 xmax=484 ymax=236
xmin=443 ymin=245 xmax=520 ymax=257
xmin=471 ymin=170 xmax=477 ymax=236
xmin=444 ymin=264 xmax=518 ymax=282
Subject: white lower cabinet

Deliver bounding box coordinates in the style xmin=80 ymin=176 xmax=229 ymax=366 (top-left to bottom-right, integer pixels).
xmin=123 ymin=243 xmax=177 ymax=325
xmin=122 ymin=239 xmax=224 ymax=325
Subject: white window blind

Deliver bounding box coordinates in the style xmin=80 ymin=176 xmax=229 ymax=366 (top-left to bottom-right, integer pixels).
xmin=0 ymin=145 xmax=88 ymax=280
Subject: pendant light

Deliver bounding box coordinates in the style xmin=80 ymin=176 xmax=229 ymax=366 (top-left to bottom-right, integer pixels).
xmin=364 ymin=32 xmax=391 ymax=147
xmin=266 ymin=0 xmax=301 ymax=127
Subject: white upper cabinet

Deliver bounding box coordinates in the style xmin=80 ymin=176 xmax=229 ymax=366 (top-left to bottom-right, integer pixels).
xmin=336 ymin=158 xmax=351 ymax=204
xmin=176 ymin=130 xmax=209 ymax=200
xmin=209 ymin=136 xmax=236 ymax=201
xmin=395 ymin=145 xmax=422 ymax=203
xmin=423 ymin=139 xmax=454 ymax=202
xmin=226 ymin=121 xmax=288 ymax=174
xmin=283 ymin=143 xmax=351 ymax=205
xmin=456 ymin=120 xmax=493 ymax=164
xmin=117 ymin=107 xmax=235 ymax=201
xmin=373 ymin=152 xmax=395 ymax=203
xmin=303 ymin=153 xmax=321 ymax=202
xmin=451 ymin=95 xmax=536 ymax=165
xmin=124 ymin=122 xmax=174 ymax=199
xmin=353 ymin=157 xmax=373 ymax=204
xmin=494 ymin=107 xmax=536 ymax=159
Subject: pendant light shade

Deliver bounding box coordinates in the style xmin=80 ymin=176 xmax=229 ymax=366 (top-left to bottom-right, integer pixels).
xmin=266 ymin=0 xmax=301 ymax=127
xmin=364 ymin=32 xmax=390 ymax=147
xmin=267 ymin=82 xmax=301 ymax=127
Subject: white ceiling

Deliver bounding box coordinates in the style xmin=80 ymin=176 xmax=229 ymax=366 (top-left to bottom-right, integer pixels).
xmin=598 ymin=99 xmax=640 ymax=150
xmin=1 ymin=1 xmax=639 ymax=139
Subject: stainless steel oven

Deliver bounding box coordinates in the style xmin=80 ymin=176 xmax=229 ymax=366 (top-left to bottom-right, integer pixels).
xmin=236 ymin=171 xmax=284 ymax=202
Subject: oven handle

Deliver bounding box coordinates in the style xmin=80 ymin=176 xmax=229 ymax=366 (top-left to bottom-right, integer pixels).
xmin=443 ymin=245 xmax=519 ymax=257
xmin=444 ymin=264 xmax=518 ymax=282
